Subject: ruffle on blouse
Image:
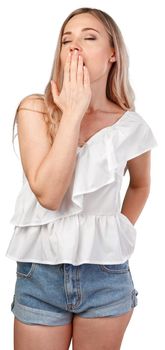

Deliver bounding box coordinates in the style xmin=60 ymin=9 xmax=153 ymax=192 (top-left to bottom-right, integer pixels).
xmin=9 ymin=111 xmax=157 ymax=227
xmin=7 ymin=212 xmax=137 ymax=265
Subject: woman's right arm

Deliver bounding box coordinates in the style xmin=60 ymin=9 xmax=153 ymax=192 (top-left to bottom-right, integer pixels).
xmin=16 ymin=98 xmax=83 ymax=211
xmin=17 ymin=51 xmax=91 ymax=210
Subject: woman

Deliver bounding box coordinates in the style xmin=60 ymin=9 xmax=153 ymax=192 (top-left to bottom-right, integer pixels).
xmin=6 ymin=7 xmax=157 ymax=350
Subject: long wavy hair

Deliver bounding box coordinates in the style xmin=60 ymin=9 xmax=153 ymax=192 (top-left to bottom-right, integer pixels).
xmin=12 ymin=7 xmax=135 ymax=152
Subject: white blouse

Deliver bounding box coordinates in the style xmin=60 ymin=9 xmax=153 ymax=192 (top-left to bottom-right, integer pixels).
xmin=6 ymin=111 xmax=158 ymax=265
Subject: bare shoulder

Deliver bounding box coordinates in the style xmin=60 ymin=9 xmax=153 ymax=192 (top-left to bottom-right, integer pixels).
xmin=16 ymin=93 xmax=50 ymax=142
xmin=16 ymin=93 xmax=47 ymax=119
xmin=16 ymin=93 xmax=50 ymax=147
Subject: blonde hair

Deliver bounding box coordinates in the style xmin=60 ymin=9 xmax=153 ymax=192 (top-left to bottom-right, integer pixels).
xmin=12 ymin=7 xmax=135 ymax=151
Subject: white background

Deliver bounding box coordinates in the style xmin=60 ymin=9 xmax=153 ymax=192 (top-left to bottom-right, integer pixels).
xmin=0 ymin=0 xmax=163 ymax=349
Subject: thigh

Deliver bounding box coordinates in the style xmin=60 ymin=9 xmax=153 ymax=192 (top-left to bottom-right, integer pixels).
xmin=14 ymin=317 xmax=73 ymax=350
xmin=72 ymin=309 xmax=134 ymax=350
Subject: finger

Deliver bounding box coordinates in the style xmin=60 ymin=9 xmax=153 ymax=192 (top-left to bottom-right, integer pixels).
xmin=83 ymin=66 xmax=90 ymax=87
xmin=63 ymin=52 xmax=71 ymax=84
xmin=70 ymin=49 xmax=78 ymax=83
xmin=77 ymin=54 xmax=83 ymax=85
xmin=51 ymin=80 xmax=59 ymax=104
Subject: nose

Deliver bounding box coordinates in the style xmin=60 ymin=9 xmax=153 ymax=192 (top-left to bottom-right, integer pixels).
xmin=69 ymin=43 xmax=82 ymax=54
xmin=70 ymin=47 xmax=79 ymax=53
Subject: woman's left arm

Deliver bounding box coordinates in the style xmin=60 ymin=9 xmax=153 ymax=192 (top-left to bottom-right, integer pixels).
xmin=121 ymin=151 xmax=151 ymax=225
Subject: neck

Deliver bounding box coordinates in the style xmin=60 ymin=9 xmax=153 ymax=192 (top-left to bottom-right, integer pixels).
xmin=85 ymin=72 xmax=113 ymax=114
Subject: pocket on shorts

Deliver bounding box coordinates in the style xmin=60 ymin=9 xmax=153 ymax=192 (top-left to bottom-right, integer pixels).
xmin=98 ymin=260 xmax=129 ymax=274
xmin=16 ymin=261 xmax=37 ymax=279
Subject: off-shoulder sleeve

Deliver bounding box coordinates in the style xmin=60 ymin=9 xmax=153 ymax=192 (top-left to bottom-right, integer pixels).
xmin=116 ymin=114 xmax=158 ymax=162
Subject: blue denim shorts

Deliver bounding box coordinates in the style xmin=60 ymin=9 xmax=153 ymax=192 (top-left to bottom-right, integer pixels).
xmin=11 ymin=260 xmax=138 ymax=326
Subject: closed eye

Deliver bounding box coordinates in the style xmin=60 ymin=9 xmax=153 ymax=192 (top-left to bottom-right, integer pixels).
xmin=62 ymin=38 xmax=96 ymax=44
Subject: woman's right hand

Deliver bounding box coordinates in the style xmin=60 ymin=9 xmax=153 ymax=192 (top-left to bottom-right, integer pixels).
xmin=50 ymin=49 xmax=92 ymax=121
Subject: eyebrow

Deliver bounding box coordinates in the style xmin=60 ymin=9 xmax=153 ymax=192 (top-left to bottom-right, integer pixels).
xmin=62 ymin=27 xmax=100 ymax=37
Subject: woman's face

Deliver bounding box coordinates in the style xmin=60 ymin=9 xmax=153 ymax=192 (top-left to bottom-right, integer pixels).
xmin=60 ymin=13 xmax=116 ymax=83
